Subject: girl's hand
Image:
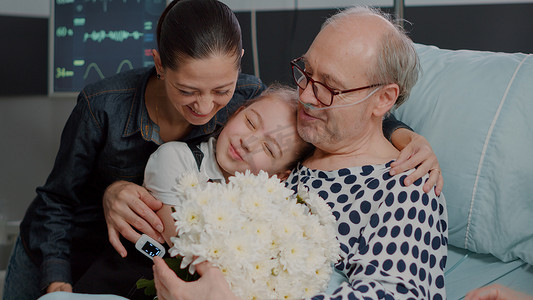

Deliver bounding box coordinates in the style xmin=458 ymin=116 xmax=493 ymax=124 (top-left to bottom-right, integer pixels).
xmin=389 ymin=128 xmax=444 ymax=195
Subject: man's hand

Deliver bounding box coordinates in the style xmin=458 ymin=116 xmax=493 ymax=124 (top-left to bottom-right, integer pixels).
xmin=153 ymin=257 xmax=239 ymax=300
xmin=389 ymin=128 xmax=444 ymax=195
xmin=103 ymin=181 xmax=164 ymax=257
xmin=46 ymin=282 xmax=72 ymax=293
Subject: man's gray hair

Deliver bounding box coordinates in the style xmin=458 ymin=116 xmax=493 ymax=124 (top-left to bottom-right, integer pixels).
xmin=323 ymin=6 xmax=420 ymax=107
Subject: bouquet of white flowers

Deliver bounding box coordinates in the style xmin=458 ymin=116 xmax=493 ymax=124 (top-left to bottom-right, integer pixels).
xmin=168 ymin=170 xmax=340 ymax=299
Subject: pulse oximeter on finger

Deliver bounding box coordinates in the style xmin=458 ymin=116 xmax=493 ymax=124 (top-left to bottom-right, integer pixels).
xmin=135 ymin=234 xmax=166 ymax=260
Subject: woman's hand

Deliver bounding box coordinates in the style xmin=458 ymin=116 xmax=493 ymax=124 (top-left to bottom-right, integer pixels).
xmin=153 ymin=257 xmax=239 ymax=300
xmin=46 ymin=282 xmax=72 ymax=293
xmin=389 ymin=128 xmax=444 ymax=195
xmin=465 ymin=284 xmax=533 ymax=300
xmin=103 ymin=181 xmax=164 ymax=257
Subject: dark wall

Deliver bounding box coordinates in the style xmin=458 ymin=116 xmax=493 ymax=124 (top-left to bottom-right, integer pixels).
xmin=405 ymin=3 xmax=533 ymax=54
xmin=2 ymin=3 xmax=533 ymax=95
xmin=0 ymin=16 xmax=48 ymax=95
xmin=250 ymin=3 xmax=533 ymax=85
xmin=249 ymin=7 xmax=397 ymax=85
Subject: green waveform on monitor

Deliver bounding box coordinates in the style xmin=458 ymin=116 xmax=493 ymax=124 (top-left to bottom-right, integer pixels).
xmin=83 ymin=30 xmax=144 ymax=43
xmin=83 ymin=60 xmax=134 ymax=80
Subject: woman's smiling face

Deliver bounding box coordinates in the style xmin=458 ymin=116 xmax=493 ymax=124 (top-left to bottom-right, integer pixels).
xmin=162 ymin=54 xmax=240 ymax=126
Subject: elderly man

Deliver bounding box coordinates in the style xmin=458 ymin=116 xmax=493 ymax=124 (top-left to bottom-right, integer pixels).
xmin=283 ymin=6 xmax=447 ymax=299
xmin=151 ymin=6 xmax=448 ymax=300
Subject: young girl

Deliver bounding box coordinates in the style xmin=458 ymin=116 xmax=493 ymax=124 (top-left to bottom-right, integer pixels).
xmin=143 ymin=84 xmax=313 ymax=245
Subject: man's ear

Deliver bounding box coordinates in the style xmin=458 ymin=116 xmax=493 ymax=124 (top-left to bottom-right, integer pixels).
xmin=373 ymin=83 xmax=399 ymax=117
xmin=276 ymin=169 xmax=293 ymax=181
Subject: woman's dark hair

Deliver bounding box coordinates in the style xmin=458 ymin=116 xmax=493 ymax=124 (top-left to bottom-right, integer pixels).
xmin=156 ymin=0 xmax=242 ymax=70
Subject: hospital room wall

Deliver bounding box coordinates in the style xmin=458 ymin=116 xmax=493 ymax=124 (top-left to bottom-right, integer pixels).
xmin=0 ymin=0 xmax=533 ymax=223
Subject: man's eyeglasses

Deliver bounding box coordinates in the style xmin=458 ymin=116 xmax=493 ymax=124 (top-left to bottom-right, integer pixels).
xmin=290 ymin=57 xmax=384 ymax=107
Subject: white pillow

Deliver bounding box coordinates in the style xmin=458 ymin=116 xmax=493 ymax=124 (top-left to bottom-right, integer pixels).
xmin=394 ymin=44 xmax=533 ymax=264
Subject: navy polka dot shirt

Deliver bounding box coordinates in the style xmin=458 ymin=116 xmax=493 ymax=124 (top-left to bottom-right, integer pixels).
xmin=286 ymin=161 xmax=448 ymax=300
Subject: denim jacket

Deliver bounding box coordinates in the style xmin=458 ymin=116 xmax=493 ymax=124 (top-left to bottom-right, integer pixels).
xmin=19 ymin=67 xmax=266 ymax=290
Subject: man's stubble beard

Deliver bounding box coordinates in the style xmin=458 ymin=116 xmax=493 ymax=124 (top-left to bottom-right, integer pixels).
xmin=297 ymin=118 xmax=342 ymax=147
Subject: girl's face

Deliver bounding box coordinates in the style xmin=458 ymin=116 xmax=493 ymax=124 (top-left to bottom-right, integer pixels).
xmin=216 ymin=96 xmax=304 ymax=179
xmin=161 ymin=54 xmax=239 ymax=126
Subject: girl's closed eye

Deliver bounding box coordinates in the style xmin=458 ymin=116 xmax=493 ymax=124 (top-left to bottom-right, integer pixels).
xmin=263 ymin=143 xmax=274 ymax=157
xmin=246 ymin=116 xmax=255 ymax=130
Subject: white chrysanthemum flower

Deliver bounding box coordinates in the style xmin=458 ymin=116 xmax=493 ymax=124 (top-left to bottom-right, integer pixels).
xmin=171 ymin=203 xmax=203 ymax=235
xmin=230 ymin=279 xmax=270 ymax=300
xmin=303 ymin=189 xmax=337 ymax=226
xmin=297 ymin=182 xmax=310 ymax=199
xmin=192 ymin=187 xmax=213 ymax=207
xmin=279 ymin=236 xmax=310 ymax=274
xmin=223 ymin=233 xmax=262 ymax=271
xmin=272 ymin=216 xmax=303 ymax=241
xmin=199 ymin=232 xmax=230 ymax=262
xmin=229 ymin=170 xmax=259 ymax=187
xmin=263 ymin=174 xmax=294 ymax=197
xmin=245 ymin=221 xmax=273 ymax=247
xmin=219 ymin=184 xmax=240 ymax=204
xmin=270 ymin=269 xmax=300 ymax=299
xmin=249 ymin=257 xmax=275 ymax=280
xmin=239 ymin=191 xmax=270 ymax=216
xmin=167 ymin=170 xmax=338 ymax=300
xmin=172 ymin=170 xmax=207 ymax=194
xmin=301 ymin=284 xmax=321 ymax=299
xmin=286 ymin=200 xmax=310 ymax=221
xmin=202 ymin=200 xmax=242 ymax=232
xmin=312 ymin=262 xmax=334 ymax=288
xmin=303 ymin=243 xmax=329 ymax=270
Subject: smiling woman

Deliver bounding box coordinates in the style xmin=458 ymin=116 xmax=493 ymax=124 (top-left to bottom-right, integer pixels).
xmin=149 ymin=53 xmax=241 ymax=134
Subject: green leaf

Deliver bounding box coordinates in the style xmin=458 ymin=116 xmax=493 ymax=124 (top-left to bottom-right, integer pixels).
xmin=135 ymin=256 xmax=201 ymax=296
xmin=136 ymin=278 xmax=156 ymax=296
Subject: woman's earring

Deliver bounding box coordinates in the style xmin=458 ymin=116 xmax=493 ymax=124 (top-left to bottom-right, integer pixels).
xmin=156 ymin=73 xmax=161 ymax=79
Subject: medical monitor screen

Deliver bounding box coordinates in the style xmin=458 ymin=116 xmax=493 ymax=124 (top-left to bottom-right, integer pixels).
xmin=50 ymin=0 xmax=167 ymax=95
